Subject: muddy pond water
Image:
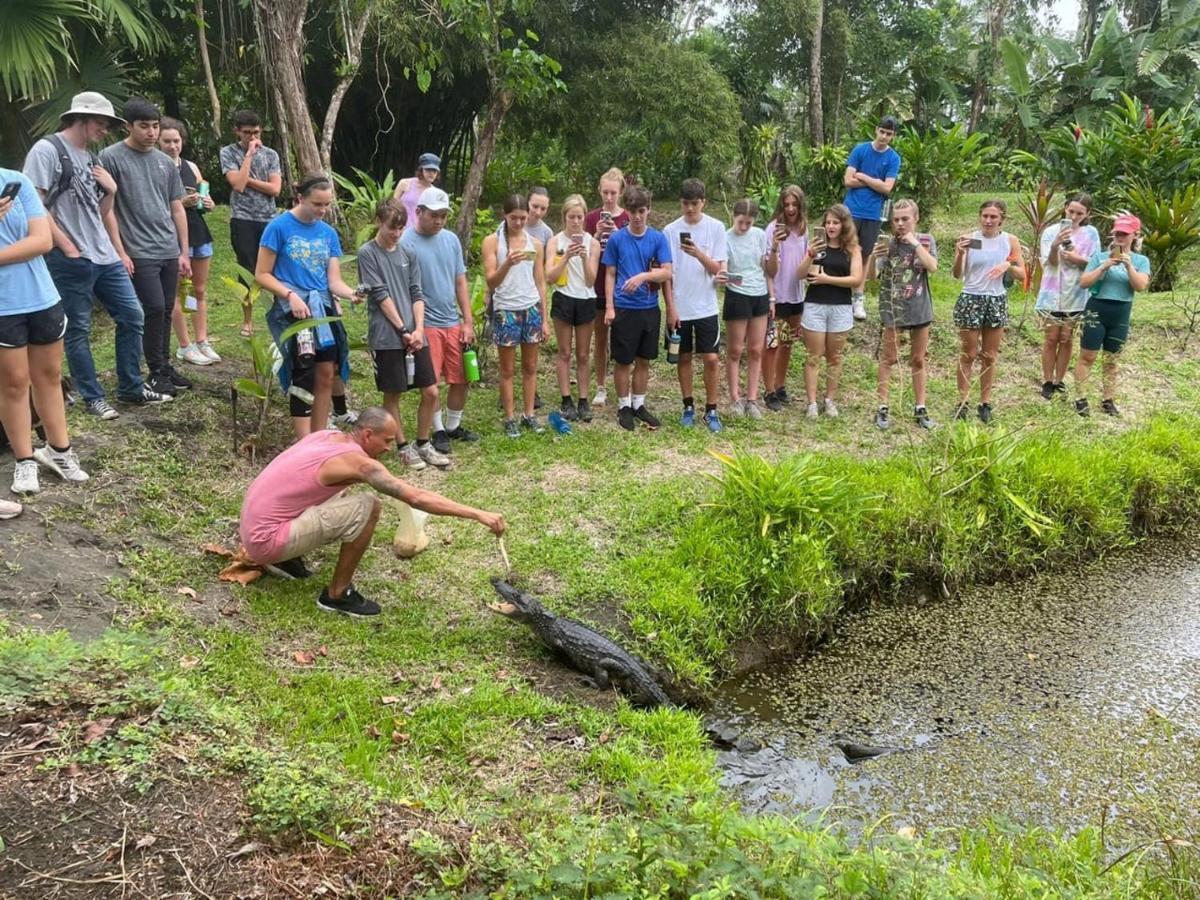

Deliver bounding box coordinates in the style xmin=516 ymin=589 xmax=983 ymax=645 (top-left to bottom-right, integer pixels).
xmin=711 ymin=541 xmax=1200 ymax=837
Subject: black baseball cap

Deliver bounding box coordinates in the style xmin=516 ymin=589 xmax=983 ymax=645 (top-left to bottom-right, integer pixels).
xmin=878 ymin=115 xmax=899 ymax=132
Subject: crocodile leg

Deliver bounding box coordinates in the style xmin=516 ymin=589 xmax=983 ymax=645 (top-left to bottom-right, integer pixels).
xmin=583 ymin=664 xmax=612 ymax=691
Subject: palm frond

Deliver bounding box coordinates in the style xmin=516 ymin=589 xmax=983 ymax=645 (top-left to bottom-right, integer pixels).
xmin=0 ymin=0 xmax=81 ymax=100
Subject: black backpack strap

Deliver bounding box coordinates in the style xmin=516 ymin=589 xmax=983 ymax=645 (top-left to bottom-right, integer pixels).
xmin=42 ymin=134 xmax=75 ymax=210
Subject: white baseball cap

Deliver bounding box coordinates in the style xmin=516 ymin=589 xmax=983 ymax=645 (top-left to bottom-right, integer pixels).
xmin=60 ymin=91 xmax=125 ymax=127
xmin=417 ymin=187 xmax=451 ymax=212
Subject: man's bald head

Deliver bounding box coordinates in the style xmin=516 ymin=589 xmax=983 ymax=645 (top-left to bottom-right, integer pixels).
xmin=352 ymin=407 xmax=398 ymax=457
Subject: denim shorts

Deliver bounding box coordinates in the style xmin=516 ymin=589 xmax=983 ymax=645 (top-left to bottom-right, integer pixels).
xmin=190 ymin=242 xmax=214 ymax=259
xmin=801 ymin=302 xmax=854 ymax=334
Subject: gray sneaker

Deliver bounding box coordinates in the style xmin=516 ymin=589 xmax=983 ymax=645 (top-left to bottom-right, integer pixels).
xmin=33 ymin=446 xmax=89 ymax=483
xmin=86 ymin=398 xmax=119 ymax=420
xmin=806 ymin=402 xmax=819 ymax=419
xmin=874 ymin=406 xmax=890 ymax=430
xmin=398 ymin=443 xmax=427 ymax=470
xmin=823 ymin=397 xmax=839 ymax=418
xmin=728 ymin=398 xmax=746 ymax=417
xmin=744 ymin=399 xmax=763 ymax=420
xmin=416 ymin=441 xmax=451 ymax=468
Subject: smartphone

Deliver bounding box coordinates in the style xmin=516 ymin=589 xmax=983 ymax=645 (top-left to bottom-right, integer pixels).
xmin=967 ymin=238 xmax=983 ymax=250
xmin=1109 ymin=241 xmax=1121 ymax=257
xmin=680 ymin=232 xmax=692 ymax=245
xmin=811 ymin=225 xmax=826 ymax=244
xmin=0 ymin=182 xmax=21 ymax=203
xmin=569 ymin=233 xmax=583 ymax=246
xmin=727 ymin=273 xmax=744 ymax=286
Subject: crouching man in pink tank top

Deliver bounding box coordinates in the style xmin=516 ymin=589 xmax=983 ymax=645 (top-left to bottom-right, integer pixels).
xmin=239 ymin=406 xmax=506 ymax=617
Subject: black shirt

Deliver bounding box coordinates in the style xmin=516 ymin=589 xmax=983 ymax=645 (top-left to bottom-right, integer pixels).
xmin=806 ymin=245 xmax=852 ymax=305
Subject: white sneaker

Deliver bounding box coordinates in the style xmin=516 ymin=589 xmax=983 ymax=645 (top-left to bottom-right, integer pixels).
xmin=824 ymin=397 xmax=839 ymax=418
xmin=592 ymin=388 xmax=607 ymax=407
xmin=331 ymin=410 xmax=359 ymax=427
xmin=806 ymin=402 xmax=819 ymax=419
xmin=197 ymin=340 xmax=222 ymax=363
xmin=852 ymin=296 xmax=867 ymax=321
xmin=728 ymin=399 xmax=746 ymax=417
xmin=11 ymin=459 xmax=39 ymax=494
xmin=0 ymin=498 xmax=22 ymax=519
xmin=745 ymin=399 xmax=764 ymax=420
xmin=86 ymin=398 xmax=120 ymax=420
xmin=34 ymin=446 xmax=90 ymax=483
xmin=416 ymin=442 xmax=451 ymax=469
xmin=177 ymin=343 xmax=214 ymax=366
xmin=398 ymin=443 xmax=427 ymax=470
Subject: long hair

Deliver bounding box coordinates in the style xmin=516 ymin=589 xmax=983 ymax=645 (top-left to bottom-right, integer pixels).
xmin=823 ymin=203 xmax=859 ymax=256
xmin=772 ymin=184 xmax=807 ymax=236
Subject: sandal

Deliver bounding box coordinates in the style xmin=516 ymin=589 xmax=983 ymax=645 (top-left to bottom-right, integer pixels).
xmin=239 ymin=325 xmax=253 ymax=338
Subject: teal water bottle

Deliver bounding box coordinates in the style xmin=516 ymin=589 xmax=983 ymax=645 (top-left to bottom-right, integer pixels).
xmin=666 ymin=329 xmax=681 ymax=365
xmin=196 ymin=181 xmax=210 ymax=215
xmin=463 ymin=345 xmax=480 ymax=383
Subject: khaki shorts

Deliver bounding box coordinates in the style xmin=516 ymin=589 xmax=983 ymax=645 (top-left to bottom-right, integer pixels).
xmin=278 ymin=492 xmax=376 ymax=560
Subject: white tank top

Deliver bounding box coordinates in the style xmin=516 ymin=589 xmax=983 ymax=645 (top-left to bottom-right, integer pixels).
xmin=549 ymin=232 xmax=597 ymax=299
xmin=492 ymin=227 xmax=539 ymax=312
xmin=962 ymin=231 xmax=1012 ymax=295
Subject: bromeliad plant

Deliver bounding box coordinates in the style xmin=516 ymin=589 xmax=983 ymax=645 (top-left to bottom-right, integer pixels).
xmin=1120 ymin=181 xmax=1200 ymax=291
xmin=332 ymin=168 xmax=397 ymax=246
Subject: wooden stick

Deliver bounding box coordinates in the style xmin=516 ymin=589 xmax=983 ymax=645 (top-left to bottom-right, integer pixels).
xmin=497 ymin=536 xmax=511 ymax=577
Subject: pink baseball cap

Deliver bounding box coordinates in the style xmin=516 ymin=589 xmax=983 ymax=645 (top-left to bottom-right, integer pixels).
xmin=1112 ymin=213 xmax=1141 ymax=234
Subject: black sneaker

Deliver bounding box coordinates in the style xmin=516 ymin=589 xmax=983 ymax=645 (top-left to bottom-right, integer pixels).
xmin=618 ymin=406 xmax=635 ymax=431
xmin=776 ymin=387 xmax=792 ymax=405
xmin=560 ymin=398 xmax=578 ymax=421
xmin=576 ymin=398 xmax=593 ymax=422
xmin=1041 ymin=381 xmax=1055 ymax=400
xmin=1053 ymin=382 xmax=1067 ymax=395
xmin=265 ymin=556 xmax=313 ymax=580
xmin=914 ymin=407 xmax=938 ymax=430
xmin=446 ymin=426 xmax=480 ymax=442
xmin=147 ymin=375 xmax=178 ymax=399
xmin=119 ymin=384 xmax=174 ymax=405
xmin=533 ymin=393 xmax=544 ymax=410
xmin=520 ymin=414 xmax=546 ymax=434
xmin=764 ymin=391 xmax=783 ymax=412
xmin=1075 ymin=398 xmax=1090 ymax=417
xmin=1101 ymin=399 xmax=1120 ymax=417
xmin=874 ymin=406 xmax=890 ymax=430
xmin=977 ymin=402 xmax=993 ymax=424
xmin=954 ymin=402 xmax=970 ymax=421
xmin=633 ymin=405 xmax=660 ymax=429
xmin=316 ymin=585 xmax=381 ymax=618
xmin=431 ymin=429 xmax=452 ymax=454
xmin=166 ymin=365 xmax=193 ymax=391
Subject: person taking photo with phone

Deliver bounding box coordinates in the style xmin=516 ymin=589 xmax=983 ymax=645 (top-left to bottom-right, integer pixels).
xmin=585 ymin=168 xmax=629 ymax=407
xmin=951 ymin=199 xmax=1025 ymax=424
xmin=482 ymin=194 xmax=550 ymax=438
xmin=546 ymin=194 xmax=600 ymax=423
xmin=1073 ymin=213 xmax=1151 ymax=417
xmin=1035 ymin=193 xmax=1100 ymax=399
xmin=722 ymin=198 xmax=771 ymax=423
xmin=763 ymin=185 xmax=809 ymax=411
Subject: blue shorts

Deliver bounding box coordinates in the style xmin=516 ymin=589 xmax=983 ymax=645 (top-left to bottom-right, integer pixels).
xmin=492 ymin=307 xmax=544 ymax=347
xmin=190 ymin=242 xmax=214 ymax=260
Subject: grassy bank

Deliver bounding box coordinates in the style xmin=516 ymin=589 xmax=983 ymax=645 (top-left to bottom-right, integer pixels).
xmin=2 ymin=197 xmax=1199 ymax=894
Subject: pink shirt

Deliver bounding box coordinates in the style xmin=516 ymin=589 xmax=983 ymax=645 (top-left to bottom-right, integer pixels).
xmin=399 ymin=178 xmax=425 ymax=230
xmin=239 ymin=430 xmax=366 ymax=563
xmin=768 ymin=220 xmax=809 ymax=304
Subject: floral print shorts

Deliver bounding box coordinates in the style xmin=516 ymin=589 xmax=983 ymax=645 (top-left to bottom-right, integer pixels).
xmin=952 ymin=292 xmax=1008 ymax=330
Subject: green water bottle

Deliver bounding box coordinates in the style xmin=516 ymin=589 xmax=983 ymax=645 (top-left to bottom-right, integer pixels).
xmin=463 ymin=345 xmax=480 ymax=383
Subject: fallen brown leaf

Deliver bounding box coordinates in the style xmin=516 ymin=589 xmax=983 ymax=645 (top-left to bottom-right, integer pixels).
xmin=391 ymin=731 xmax=409 ymax=744
xmin=179 ymin=655 xmax=201 ymax=669
xmin=176 ymin=586 xmax=198 ymax=600
xmin=317 ymin=645 xmax=328 ymax=657
xmin=227 ymin=841 xmax=263 ymax=860
xmin=365 ymin=724 xmax=381 ymax=738
xmin=81 ymin=718 xmax=115 ymax=744
xmin=430 ymin=674 xmax=443 ymax=690
xmin=201 ymin=543 xmax=233 ymax=557
xmin=293 ymin=650 xmax=316 ymax=666
xmin=134 ymin=834 xmax=157 ymax=850
xmin=380 ymin=696 xmax=402 ymax=706
xmin=219 ymin=604 xmax=240 ymax=616
xmin=66 ymin=762 xmax=83 ymax=778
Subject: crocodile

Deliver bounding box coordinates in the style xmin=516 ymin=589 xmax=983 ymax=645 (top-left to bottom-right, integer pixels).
xmin=488 ymin=578 xmax=672 ymax=708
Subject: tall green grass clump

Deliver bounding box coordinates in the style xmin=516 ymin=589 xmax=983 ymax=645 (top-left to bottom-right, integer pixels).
xmin=622 ymin=415 xmax=1200 ymax=684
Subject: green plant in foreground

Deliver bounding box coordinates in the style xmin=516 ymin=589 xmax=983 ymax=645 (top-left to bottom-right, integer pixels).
xmin=332 ymin=167 xmax=397 ymax=247
xmin=1121 ymin=181 xmax=1200 ymax=291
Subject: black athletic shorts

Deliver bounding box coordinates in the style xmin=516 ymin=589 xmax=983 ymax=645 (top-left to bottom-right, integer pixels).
xmin=775 ymin=301 xmax=804 ymax=320
xmin=853 ymin=217 xmax=883 ymax=262
xmin=551 ymin=290 xmax=597 ymax=327
xmin=723 ymin=289 xmax=770 ymax=320
xmin=372 ymin=346 xmax=436 ymax=393
xmin=230 ymin=218 xmax=269 ymax=276
xmin=669 ymin=315 xmax=720 ymax=355
xmin=0 ymin=302 xmax=67 ymax=348
xmin=610 ymin=306 xmax=660 ymax=364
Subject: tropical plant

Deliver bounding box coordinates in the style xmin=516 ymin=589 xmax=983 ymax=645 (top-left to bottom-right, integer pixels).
xmin=1120 ymin=181 xmax=1200 ymax=291
xmin=331 ymin=167 xmax=397 ymax=246
xmin=892 ymin=124 xmax=996 ymax=222
xmin=1017 ymin=179 xmax=1060 ymax=294
xmin=791 ymin=142 xmax=847 ymax=211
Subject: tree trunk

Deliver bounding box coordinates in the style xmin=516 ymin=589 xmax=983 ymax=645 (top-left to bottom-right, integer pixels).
xmin=454 ymin=84 xmax=512 ymax=256
xmin=253 ymin=0 xmax=322 ymax=176
xmin=967 ymin=0 xmax=1009 ymax=133
xmin=196 ymin=0 xmax=222 ymax=139
xmin=1080 ymin=0 xmax=1101 ymax=56
xmin=319 ymin=0 xmax=378 ymax=172
xmin=808 ymin=0 xmax=825 ymax=145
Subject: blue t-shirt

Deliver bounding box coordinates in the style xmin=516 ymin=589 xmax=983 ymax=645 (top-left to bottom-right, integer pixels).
xmin=0 ymin=169 xmax=60 ymax=315
xmin=1086 ymin=249 xmax=1150 ymax=303
xmin=600 ymin=226 xmax=672 ymax=310
xmin=844 ymin=141 xmax=901 ymax=220
xmin=399 ymin=227 xmax=466 ymax=327
xmin=260 ymin=211 xmax=342 ymax=293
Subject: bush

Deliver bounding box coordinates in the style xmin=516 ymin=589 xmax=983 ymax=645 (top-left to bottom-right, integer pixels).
xmin=331 ymin=167 xmax=396 ymax=248
xmin=891 ymin=124 xmax=998 ymax=223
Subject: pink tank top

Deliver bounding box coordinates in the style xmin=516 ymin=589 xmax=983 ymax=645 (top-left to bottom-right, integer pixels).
xmin=399 ymin=178 xmax=425 ymax=228
xmin=239 ymin=430 xmax=366 ymax=563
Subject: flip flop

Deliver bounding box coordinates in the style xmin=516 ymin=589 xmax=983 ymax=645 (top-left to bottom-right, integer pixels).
xmin=239 ymin=326 xmax=253 ymax=338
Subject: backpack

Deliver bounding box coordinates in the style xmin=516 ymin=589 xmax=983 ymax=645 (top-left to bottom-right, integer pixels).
xmin=41 ymin=134 xmax=101 ymax=210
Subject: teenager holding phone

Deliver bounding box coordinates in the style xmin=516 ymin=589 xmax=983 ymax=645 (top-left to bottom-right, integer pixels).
xmin=1073 ymin=213 xmax=1150 ymax=417
xmin=951 ymin=199 xmax=1025 ymax=424
xmin=546 ymin=194 xmax=600 ymax=422
xmin=723 ymin=199 xmax=770 ymax=421
xmin=1035 ymin=194 xmax=1099 ymax=398
xmin=584 ymin=168 xmax=629 ymax=407
xmin=763 ymin=185 xmax=808 ymax=411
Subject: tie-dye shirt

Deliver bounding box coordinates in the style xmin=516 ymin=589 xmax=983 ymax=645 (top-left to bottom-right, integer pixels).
xmin=1036 ymin=223 xmax=1100 ymax=313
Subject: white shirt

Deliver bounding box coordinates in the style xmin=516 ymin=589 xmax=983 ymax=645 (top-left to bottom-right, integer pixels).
xmin=663 ymin=214 xmax=727 ymax=320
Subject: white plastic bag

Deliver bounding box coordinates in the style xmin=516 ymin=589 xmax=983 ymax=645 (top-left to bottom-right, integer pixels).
xmin=392 ymin=501 xmax=429 ymax=558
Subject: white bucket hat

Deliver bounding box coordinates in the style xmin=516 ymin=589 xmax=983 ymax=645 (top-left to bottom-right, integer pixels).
xmin=60 ymin=92 xmax=125 ymax=127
